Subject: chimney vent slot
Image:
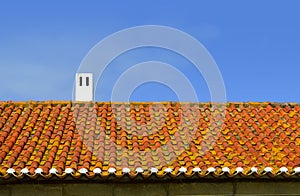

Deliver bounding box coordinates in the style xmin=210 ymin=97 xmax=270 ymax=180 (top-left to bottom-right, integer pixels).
xmin=79 ymin=77 xmax=83 ymax=86
xmin=86 ymin=77 xmax=89 ymax=86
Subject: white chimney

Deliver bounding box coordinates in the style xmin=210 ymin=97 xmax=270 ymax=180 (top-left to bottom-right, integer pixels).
xmin=75 ymin=73 xmax=94 ymax=101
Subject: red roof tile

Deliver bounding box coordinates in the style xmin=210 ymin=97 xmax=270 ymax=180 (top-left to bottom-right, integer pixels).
xmin=0 ymin=101 xmax=300 ymax=180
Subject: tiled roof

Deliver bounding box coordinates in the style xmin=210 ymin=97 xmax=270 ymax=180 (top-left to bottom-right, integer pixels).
xmin=0 ymin=101 xmax=300 ymax=180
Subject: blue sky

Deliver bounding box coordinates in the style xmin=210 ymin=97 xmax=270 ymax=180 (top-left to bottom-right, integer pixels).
xmin=0 ymin=1 xmax=299 ymax=102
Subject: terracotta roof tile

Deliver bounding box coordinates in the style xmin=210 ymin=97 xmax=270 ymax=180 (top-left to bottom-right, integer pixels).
xmin=0 ymin=101 xmax=300 ymax=180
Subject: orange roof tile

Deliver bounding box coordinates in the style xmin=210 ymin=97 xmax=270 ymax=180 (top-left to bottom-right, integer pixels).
xmin=0 ymin=101 xmax=300 ymax=180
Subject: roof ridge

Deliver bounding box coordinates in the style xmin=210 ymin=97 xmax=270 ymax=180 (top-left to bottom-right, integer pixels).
xmin=0 ymin=101 xmax=300 ymax=105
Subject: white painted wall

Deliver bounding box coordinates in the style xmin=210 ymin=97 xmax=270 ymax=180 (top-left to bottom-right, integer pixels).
xmin=75 ymin=73 xmax=94 ymax=101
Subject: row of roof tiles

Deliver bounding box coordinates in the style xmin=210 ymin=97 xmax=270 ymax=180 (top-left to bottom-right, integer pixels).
xmin=2 ymin=166 xmax=300 ymax=179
